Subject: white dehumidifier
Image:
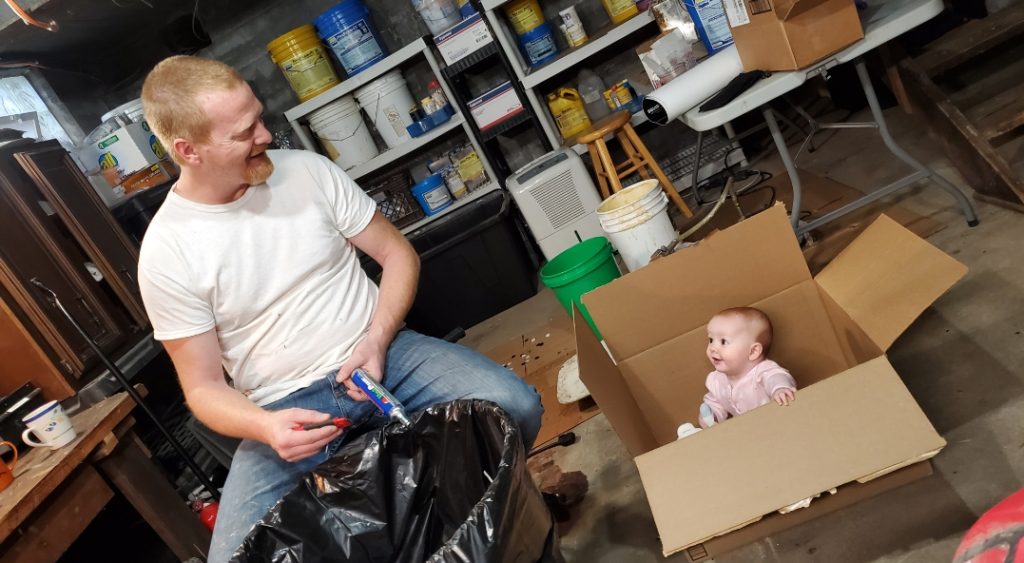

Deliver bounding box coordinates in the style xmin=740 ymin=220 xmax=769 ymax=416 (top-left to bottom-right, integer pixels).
xmin=507 ymin=149 xmax=604 ymax=261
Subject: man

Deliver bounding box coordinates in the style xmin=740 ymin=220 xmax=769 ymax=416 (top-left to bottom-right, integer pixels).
xmin=137 ymin=56 xmax=542 ymax=562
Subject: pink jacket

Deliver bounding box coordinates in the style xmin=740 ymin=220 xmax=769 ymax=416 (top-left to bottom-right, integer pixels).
xmin=703 ymin=360 xmax=796 ymax=423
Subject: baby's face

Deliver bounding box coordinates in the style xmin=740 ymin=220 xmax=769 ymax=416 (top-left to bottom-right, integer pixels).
xmin=706 ymin=315 xmax=758 ymax=377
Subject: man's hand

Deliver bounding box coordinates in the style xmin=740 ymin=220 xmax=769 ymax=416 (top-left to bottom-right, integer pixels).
xmin=772 ymin=388 xmax=796 ymax=406
xmin=336 ymin=332 xmax=388 ymax=402
xmin=261 ymin=408 xmax=342 ymax=462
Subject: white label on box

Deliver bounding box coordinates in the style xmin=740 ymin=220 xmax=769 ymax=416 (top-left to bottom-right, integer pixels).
xmin=723 ymin=0 xmax=750 ymax=27
xmin=469 ymin=82 xmax=523 ymax=130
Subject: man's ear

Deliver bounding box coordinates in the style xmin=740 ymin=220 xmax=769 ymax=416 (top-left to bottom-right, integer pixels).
xmin=749 ymin=342 xmax=763 ymax=361
xmin=174 ymin=138 xmax=199 ymax=165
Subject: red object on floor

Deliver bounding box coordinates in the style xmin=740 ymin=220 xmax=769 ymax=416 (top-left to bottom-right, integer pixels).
xmin=954 ymin=488 xmax=1024 ymax=563
xmin=199 ymin=501 xmax=219 ymax=531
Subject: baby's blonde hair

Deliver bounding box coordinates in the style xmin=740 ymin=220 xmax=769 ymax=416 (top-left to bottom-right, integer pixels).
xmin=716 ymin=307 xmax=773 ymax=354
xmin=141 ymin=56 xmax=245 ymax=164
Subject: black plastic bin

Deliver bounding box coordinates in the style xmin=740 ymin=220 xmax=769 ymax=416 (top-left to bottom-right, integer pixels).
xmin=109 ymin=181 xmax=173 ymax=245
xmin=365 ymin=190 xmax=538 ymax=338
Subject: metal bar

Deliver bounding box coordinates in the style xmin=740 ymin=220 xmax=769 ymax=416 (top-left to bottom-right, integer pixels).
xmin=691 ymin=129 xmax=705 ymax=204
xmin=854 ymin=60 xmax=979 ymax=227
xmin=762 ymin=107 xmax=803 ymax=230
xmin=815 ymin=122 xmax=878 ymax=130
xmin=797 ymin=171 xmax=928 ymax=234
xmin=29 ymin=279 xmax=221 ymax=501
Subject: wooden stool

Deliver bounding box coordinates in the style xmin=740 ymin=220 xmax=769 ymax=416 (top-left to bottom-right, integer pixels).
xmin=577 ymin=111 xmax=693 ymax=218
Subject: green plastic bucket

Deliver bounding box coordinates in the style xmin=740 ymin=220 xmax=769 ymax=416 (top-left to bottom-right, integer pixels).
xmin=540 ymin=237 xmax=621 ymax=339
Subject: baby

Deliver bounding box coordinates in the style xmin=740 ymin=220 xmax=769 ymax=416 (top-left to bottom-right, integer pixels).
xmin=700 ymin=307 xmax=796 ymax=427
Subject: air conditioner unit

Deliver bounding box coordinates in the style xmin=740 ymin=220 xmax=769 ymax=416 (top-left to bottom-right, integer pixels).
xmin=507 ymin=148 xmax=604 ymax=261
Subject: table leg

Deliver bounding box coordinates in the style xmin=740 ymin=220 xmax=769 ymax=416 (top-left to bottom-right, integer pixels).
xmin=854 ymin=60 xmax=979 ymax=227
xmin=95 ymin=433 xmax=211 ymax=561
xmin=762 ymin=107 xmax=803 ymax=230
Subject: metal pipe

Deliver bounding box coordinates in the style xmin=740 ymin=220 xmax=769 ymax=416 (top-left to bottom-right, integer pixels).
xmin=854 ymin=60 xmax=978 ymax=227
xmin=30 ymin=279 xmax=221 ymax=501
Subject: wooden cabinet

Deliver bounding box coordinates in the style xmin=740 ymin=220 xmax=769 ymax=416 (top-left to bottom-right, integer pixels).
xmin=0 ymin=139 xmax=148 ymax=399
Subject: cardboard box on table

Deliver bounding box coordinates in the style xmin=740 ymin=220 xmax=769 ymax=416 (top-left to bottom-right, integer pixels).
xmin=722 ymin=0 xmax=864 ymax=71
xmin=574 ymin=204 xmax=965 ymax=560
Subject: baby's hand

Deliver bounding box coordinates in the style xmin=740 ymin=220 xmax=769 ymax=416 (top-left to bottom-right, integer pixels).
xmin=773 ymin=388 xmax=796 ymax=406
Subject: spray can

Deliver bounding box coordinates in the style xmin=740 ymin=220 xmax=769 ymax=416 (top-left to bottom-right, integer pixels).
xmin=351 ymin=369 xmax=413 ymax=427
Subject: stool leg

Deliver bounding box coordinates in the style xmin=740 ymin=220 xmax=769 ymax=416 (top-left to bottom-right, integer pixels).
xmin=623 ymin=124 xmax=692 ymax=218
xmin=616 ymin=131 xmax=651 ymax=181
xmin=595 ymin=138 xmax=623 ymax=194
xmin=587 ymin=143 xmax=611 ymax=199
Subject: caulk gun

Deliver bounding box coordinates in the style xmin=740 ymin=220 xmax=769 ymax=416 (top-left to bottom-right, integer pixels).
xmin=351 ymin=368 xmax=413 ymax=428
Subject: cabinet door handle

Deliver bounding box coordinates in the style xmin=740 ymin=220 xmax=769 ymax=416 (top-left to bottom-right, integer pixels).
xmin=75 ymin=295 xmax=103 ymax=330
xmin=119 ymin=267 xmax=137 ymax=287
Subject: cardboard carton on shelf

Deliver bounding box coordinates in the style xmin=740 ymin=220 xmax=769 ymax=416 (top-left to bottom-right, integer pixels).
xmin=574 ymin=204 xmax=965 ymax=560
xmin=722 ymin=0 xmax=864 ymax=71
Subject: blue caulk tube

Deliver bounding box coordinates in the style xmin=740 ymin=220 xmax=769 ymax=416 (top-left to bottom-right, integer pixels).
xmin=351 ymin=369 xmax=412 ymax=427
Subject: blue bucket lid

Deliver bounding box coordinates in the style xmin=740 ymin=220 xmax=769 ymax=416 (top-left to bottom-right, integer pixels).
xmin=411 ymin=174 xmax=445 ymax=194
xmin=315 ymin=0 xmax=368 ymax=30
xmin=517 ymin=22 xmax=553 ymax=40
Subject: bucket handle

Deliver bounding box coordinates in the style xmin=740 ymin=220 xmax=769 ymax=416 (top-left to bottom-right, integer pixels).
xmin=313 ymin=118 xmax=367 ymax=144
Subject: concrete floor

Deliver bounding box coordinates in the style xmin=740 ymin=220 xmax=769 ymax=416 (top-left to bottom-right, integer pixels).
xmin=465 ymin=106 xmax=1024 ymax=562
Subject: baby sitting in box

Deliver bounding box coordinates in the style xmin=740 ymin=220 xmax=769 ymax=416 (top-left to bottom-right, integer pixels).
xmin=700 ymin=306 xmax=796 ymax=427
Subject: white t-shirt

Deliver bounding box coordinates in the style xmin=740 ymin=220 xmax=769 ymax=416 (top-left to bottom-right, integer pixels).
xmin=137 ymin=150 xmax=379 ymax=405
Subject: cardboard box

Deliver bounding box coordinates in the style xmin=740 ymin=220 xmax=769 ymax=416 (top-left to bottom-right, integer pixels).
xmin=721 ymin=0 xmax=864 ymax=71
xmin=82 ymin=121 xmax=171 ymax=187
xmin=575 ymin=204 xmax=965 ymax=559
xmin=434 ymin=12 xmax=494 ymax=66
xmin=468 ymin=81 xmax=524 ymax=131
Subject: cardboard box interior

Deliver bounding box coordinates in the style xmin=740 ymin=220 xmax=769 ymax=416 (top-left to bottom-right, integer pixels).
xmin=574 ymin=204 xmax=966 ymax=557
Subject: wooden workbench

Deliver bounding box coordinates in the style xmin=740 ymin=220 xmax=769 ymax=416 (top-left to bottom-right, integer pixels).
xmin=0 ymin=391 xmax=212 ymax=562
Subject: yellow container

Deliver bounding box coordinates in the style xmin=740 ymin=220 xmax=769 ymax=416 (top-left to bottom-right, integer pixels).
xmin=602 ymin=0 xmax=639 ymax=24
xmin=268 ymin=25 xmax=340 ymax=102
xmin=547 ymin=88 xmax=592 ymax=140
xmin=504 ymin=0 xmax=545 ymax=35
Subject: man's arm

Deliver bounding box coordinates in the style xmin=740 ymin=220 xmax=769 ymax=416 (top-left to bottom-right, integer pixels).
xmin=164 ymin=329 xmax=341 ymax=461
xmin=336 ymin=211 xmax=420 ymax=397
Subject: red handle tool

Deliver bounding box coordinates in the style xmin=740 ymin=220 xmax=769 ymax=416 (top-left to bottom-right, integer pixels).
xmin=292 ymin=417 xmax=352 ymax=431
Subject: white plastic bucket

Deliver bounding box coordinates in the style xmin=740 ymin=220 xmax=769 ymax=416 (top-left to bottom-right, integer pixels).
xmin=411 ymin=0 xmax=463 ymax=35
xmin=309 ymin=94 xmax=379 ymax=170
xmin=354 ymin=70 xmax=416 ymax=149
xmin=596 ymin=179 xmax=677 ymax=272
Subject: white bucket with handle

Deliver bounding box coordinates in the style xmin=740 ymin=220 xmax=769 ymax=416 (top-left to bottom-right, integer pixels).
xmin=309 ymin=94 xmax=379 ymax=170
xmin=597 ymin=179 xmax=677 ymax=272
xmin=354 ymin=70 xmax=416 ymax=149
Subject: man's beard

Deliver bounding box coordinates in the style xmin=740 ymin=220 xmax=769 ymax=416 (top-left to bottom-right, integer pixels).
xmin=246 ymin=148 xmax=274 ymax=185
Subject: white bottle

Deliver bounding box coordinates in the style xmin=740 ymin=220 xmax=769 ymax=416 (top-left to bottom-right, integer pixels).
xmin=577 ymin=69 xmax=610 ymax=121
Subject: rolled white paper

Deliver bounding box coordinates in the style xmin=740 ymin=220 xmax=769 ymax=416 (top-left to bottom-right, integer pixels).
xmin=643 ymin=45 xmax=744 ymax=125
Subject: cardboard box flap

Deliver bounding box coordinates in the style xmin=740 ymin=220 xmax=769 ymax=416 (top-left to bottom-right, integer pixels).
xmin=815 ymin=214 xmax=967 ymax=350
xmin=574 ymin=307 xmax=660 ymax=456
xmin=775 ymin=0 xmax=835 ymax=20
xmin=634 ymin=356 xmax=946 ymax=556
xmin=584 ymin=204 xmax=810 ymax=360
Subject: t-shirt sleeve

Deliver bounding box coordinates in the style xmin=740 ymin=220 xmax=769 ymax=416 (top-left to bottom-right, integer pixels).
xmin=138 ymin=256 xmax=215 ymax=341
xmin=317 ymin=154 xmax=378 ymax=238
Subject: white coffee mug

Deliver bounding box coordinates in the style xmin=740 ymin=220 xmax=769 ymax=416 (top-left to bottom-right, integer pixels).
xmin=21 ymin=401 xmax=77 ymax=449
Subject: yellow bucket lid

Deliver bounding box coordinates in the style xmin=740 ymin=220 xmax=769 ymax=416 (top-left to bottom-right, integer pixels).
xmin=267 ymin=24 xmax=320 ymax=55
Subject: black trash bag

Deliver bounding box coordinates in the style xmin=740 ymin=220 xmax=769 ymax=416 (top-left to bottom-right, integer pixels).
xmin=232 ymin=400 xmax=563 ymax=563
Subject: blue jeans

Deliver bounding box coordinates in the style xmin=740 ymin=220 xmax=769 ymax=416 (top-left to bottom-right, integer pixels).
xmin=208 ymin=330 xmax=543 ymax=563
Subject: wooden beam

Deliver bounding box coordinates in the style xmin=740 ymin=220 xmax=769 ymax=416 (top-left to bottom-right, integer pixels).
xmin=915 ymin=2 xmax=1024 ymax=77
xmin=95 ymin=434 xmax=211 ymax=561
xmin=899 ymin=59 xmax=1024 ymax=207
xmin=0 ymin=466 xmax=112 ymax=563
